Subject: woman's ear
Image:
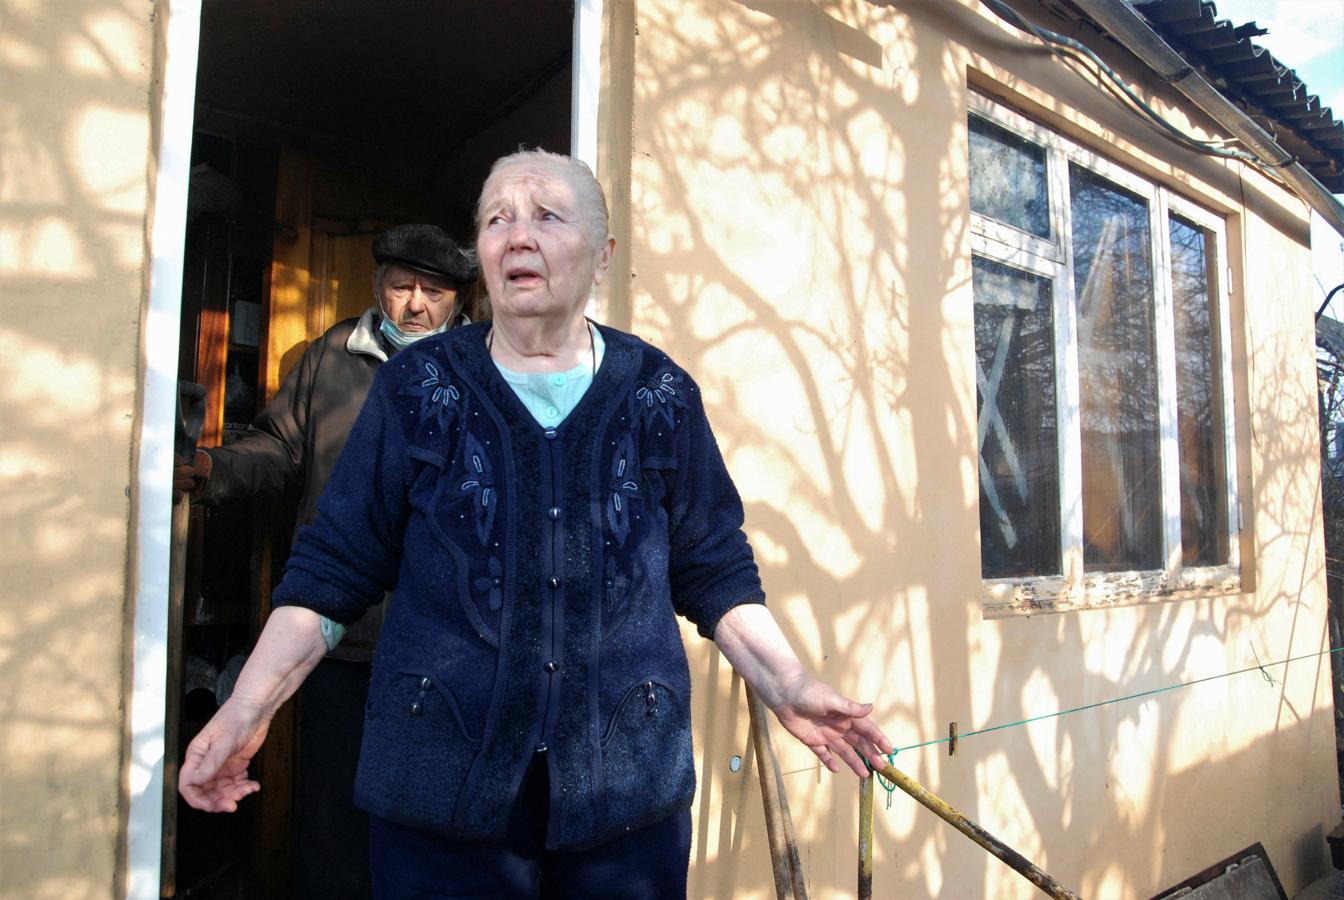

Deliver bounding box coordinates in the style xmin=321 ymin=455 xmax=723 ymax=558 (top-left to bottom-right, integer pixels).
xmin=593 ymin=234 xmax=616 ymax=285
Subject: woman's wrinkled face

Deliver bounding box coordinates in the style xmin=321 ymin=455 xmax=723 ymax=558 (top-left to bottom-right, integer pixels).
xmin=476 ymin=165 xmax=612 ymax=326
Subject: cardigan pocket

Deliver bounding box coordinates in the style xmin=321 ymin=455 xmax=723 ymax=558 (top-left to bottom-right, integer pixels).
xmin=356 ymin=670 xmax=481 ymax=832
xmin=598 ymin=677 xmax=695 ymax=833
xmin=366 ymin=670 xmax=483 ymax=743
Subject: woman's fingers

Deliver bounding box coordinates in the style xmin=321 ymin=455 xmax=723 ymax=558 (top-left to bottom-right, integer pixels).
xmin=810 ymin=744 xmax=840 ymax=773
xmin=843 ymin=718 xmax=895 ymax=769
xmin=181 ymin=772 xmax=258 ymax=812
xmin=833 ymin=741 xmax=871 ymax=777
xmin=178 ymin=706 xmax=271 ymax=812
xmin=772 ymin=675 xmax=896 ymax=778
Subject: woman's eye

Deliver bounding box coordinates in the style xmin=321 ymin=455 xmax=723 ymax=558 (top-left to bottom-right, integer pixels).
xmin=540 ymin=211 xmax=560 ymax=221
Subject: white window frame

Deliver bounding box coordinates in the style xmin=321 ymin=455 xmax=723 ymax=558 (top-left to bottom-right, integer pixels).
xmin=969 ymin=94 xmax=1240 ymax=617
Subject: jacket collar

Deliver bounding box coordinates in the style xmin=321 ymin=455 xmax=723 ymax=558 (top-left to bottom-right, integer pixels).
xmin=346 ymin=306 xmax=390 ymax=363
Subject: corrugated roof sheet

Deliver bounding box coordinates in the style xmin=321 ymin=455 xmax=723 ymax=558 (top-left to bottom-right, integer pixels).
xmin=1129 ymin=0 xmax=1344 ymax=192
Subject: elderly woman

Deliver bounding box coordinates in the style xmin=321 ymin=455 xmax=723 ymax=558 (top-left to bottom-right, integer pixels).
xmin=180 ymin=150 xmax=892 ymax=897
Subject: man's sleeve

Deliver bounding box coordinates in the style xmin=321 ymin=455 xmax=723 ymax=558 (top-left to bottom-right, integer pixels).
xmin=665 ymin=374 xmax=766 ymax=639
xmin=199 ymin=338 xmax=322 ymax=503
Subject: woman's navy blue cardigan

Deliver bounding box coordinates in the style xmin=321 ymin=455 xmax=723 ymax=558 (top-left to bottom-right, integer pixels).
xmin=273 ymin=322 xmax=765 ymax=850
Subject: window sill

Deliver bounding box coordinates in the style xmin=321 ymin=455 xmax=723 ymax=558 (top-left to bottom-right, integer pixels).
xmin=982 ymin=565 xmax=1242 ymax=618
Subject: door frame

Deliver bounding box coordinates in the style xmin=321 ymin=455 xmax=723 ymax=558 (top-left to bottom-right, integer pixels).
xmin=124 ymin=2 xmax=604 ymax=894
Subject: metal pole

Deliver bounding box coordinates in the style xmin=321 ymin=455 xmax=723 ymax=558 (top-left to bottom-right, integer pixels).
xmin=875 ymin=763 xmax=1083 ymax=900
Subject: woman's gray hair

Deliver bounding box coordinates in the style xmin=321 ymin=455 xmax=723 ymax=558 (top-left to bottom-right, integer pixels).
xmin=475 ymin=149 xmax=610 ymax=250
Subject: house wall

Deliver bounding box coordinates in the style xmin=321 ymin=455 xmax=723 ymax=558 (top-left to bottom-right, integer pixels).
xmin=0 ymin=0 xmax=1333 ymax=896
xmin=619 ymin=1 xmax=1335 ymax=897
xmin=0 ymin=1 xmax=162 ymax=898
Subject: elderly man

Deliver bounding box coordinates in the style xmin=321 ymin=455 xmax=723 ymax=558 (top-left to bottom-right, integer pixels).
xmin=174 ymin=223 xmax=477 ymax=899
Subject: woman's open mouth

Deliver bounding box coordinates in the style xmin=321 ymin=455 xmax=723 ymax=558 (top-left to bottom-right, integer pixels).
xmin=506 ymin=266 xmax=543 ymax=286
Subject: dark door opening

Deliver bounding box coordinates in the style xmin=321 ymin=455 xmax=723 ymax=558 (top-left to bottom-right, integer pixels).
xmin=168 ymin=3 xmax=573 ymax=896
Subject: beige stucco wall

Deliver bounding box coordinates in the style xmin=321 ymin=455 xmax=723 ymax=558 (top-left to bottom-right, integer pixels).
xmin=618 ymin=1 xmax=1336 ymax=897
xmin=0 ymin=1 xmax=159 ymax=896
xmin=0 ymin=0 xmax=1333 ymax=896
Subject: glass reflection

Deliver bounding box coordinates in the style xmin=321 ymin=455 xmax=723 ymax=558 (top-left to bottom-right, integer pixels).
xmin=973 ymin=256 xmax=1061 ymax=578
xmin=1070 ymin=164 xmax=1162 ymax=572
xmin=969 ymin=115 xmax=1050 ymax=239
xmin=1170 ymin=215 xmax=1228 ymax=566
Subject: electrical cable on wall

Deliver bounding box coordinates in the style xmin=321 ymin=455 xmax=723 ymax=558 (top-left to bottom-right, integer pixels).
xmin=980 ymin=0 xmax=1263 ymax=165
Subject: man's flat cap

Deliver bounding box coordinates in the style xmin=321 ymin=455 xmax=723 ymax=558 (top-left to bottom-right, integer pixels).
xmin=373 ymin=224 xmax=477 ymax=283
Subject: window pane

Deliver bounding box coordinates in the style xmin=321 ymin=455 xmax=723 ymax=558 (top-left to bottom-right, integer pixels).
xmin=973 ymin=256 xmax=1061 ymax=578
xmin=1070 ymin=164 xmax=1162 ymax=572
xmin=969 ymin=115 xmax=1050 ymax=238
xmin=1170 ymin=215 xmax=1228 ymax=566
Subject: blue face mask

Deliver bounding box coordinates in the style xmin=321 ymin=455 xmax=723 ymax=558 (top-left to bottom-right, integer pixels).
xmin=379 ymin=313 xmax=450 ymax=351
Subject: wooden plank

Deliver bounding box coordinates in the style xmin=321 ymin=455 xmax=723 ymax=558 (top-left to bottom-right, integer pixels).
xmin=265 ymin=147 xmax=315 ymax=398
xmin=194 ymin=221 xmax=231 ymax=445
xmin=746 ymin=687 xmax=808 ymax=900
xmin=858 ymin=776 xmax=874 ymax=900
xmin=874 ymin=762 xmax=1082 ymax=900
xmin=159 ymin=495 xmax=192 ymax=897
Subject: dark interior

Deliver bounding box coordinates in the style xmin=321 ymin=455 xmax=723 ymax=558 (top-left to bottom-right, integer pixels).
xmin=193 ymin=0 xmax=574 ymax=227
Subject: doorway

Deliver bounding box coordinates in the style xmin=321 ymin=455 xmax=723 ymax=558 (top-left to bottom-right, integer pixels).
xmin=163 ymin=2 xmax=576 ymax=896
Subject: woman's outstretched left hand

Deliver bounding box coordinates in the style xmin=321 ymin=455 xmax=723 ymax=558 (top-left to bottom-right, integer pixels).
xmin=769 ymin=672 xmax=893 ymax=776
xmin=713 ymin=604 xmax=893 ymax=777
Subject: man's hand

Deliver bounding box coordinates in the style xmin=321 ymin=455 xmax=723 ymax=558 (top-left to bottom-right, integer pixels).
xmin=173 ymin=449 xmax=212 ymax=502
xmin=178 ymin=698 xmax=270 ymax=812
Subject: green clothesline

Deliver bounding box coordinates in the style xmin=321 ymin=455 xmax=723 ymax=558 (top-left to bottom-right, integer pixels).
xmin=866 ymin=644 xmax=1344 ymax=806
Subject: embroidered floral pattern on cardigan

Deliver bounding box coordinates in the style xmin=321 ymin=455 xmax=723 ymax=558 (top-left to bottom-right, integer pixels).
xmin=473 ymin=555 xmax=504 ymax=611
xmin=459 ymin=433 xmax=496 ymax=545
xmin=634 ymin=369 xmax=686 ymax=428
xmin=606 ymin=432 xmax=641 ymax=546
xmin=401 ymin=360 xmax=461 ymax=431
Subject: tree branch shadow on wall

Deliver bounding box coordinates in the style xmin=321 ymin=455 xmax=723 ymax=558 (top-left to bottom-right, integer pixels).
xmin=624 ymin=1 xmax=1332 ymax=897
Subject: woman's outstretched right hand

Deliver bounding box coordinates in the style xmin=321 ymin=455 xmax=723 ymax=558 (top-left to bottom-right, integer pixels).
xmin=177 ymin=605 xmax=331 ymax=812
xmin=178 ymin=699 xmax=272 ymax=812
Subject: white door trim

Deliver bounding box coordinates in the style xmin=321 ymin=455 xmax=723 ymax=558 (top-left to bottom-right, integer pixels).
xmin=571 ymin=0 xmax=603 ymax=175
xmin=125 ymin=0 xmax=202 ymax=895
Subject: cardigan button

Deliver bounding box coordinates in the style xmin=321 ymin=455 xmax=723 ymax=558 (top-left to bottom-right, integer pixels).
xmin=410 ymin=702 xmax=423 ymax=716
xmin=535 ymin=742 xmax=549 ymax=753
xmin=548 ymin=576 xmax=561 ymax=589
xmin=543 ymin=428 xmax=557 ymax=440
xmin=548 ymin=506 xmax=561 ymax=520
xmin=544 ymin=660 xmax=559 ymax=673
xmin=419 ymin=677 xmax=432 ymax=690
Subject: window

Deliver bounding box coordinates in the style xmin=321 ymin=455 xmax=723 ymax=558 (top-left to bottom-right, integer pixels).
xmin=969 ymin=95 xmax=1239 ymax=614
